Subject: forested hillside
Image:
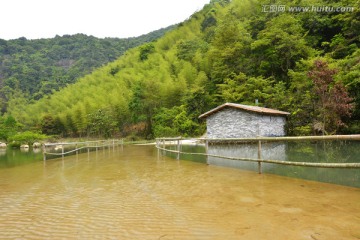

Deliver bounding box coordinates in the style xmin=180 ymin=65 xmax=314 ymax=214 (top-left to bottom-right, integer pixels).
xmin=3 ymin=0 xmax=360 ymax=140
xmin=0 ymin=26 xmax=174 ymax=113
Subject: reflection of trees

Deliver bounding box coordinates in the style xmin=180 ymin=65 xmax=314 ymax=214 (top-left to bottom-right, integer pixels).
xmin=284 ymin=141 xmax=359 ymax=187
xmin=287 ymin=141 xmax=357 ymax=163
xmin=0 ymin=148 xmax=43 ymax=168
xmin=205 ymin=141 xmax=359 ymax=188
xmin=0 ymin=149 xmax=6 ymax=156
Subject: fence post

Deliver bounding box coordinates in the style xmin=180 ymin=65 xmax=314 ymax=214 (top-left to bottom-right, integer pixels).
xmin=162 ymin=139 xmax=165 ymax=155
xmin=177 ymin=138 xmax=181 ymax=160
xmin=205 ymin=138 xmax=209 ymax=165
xmin=156 ymin=139 xmax=159 ymax=156
xmin=43 ymin=144 xmax=46 ymax=161
xmin=87 ymin=143 xmax=90 ymax=161
xmin=258 ymin=140 xmax=262 ymax=174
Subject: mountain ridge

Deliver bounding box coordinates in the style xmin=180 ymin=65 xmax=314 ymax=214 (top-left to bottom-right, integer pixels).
xmin=2 ymin=0 xmax=360 ymax=139
xmin=0 ymin=25 xmax=175 ymax=112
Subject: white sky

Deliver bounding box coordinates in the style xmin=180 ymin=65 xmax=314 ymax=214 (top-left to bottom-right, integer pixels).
xmin=1 ymin=0 xmax=210 ymax=40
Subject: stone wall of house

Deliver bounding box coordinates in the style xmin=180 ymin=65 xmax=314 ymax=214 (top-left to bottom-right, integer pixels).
xmin=206 ymin=108 xmax=286 ymax=138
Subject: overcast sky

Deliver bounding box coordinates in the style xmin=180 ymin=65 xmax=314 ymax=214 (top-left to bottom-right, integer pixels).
xmin=1 ymin=0 xmax=210 ymax=40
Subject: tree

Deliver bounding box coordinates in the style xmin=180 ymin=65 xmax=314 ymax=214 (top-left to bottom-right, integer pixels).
xmin=251 ymin=14 xmax=312 ymax=83
xmin=139 ymin=43 xmax=155 ymax=61
xmin=308 ymin=60 xmax=354 ymax=134
xmin=336 ymin=49 xmax=360 ymax=133
xmin=72 ymin=104 xmax=88 ymax=137
xmin=218 ymin=73 xmax=288 ymax=109
xmin=3 ymin=0 xmax=359 ymax=138
xmin=88 ymin=109 xmax=117 ymax=138
xmin=40 ymin=115 xmax=64 ymax=136
xmin=152 ymin=105 xmax=202 ymax=138
xmin=0 ymin=115 xmax=21 ymax=140
xmin=286 ymin=60 xmax=316 ymax=136
xmin=176 ymin=39 xmax=205 ymax=62
xmin=0 ymin=29 xmax=173 ymax=112
xmin=209 ymin=15 xmax=252 ymax=84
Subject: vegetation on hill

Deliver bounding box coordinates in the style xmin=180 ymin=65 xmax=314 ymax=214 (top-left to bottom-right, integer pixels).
xmin=0 ymin=27 xmax=174 ymax=113
xmin=2 ymin=0 xmax=359 ymax=140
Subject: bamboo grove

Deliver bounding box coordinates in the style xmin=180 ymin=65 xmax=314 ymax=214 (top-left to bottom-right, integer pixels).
xmin=1 ymin=0 xmax=359 ymax=141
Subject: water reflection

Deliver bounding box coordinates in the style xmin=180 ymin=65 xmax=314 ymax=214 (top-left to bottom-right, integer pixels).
xmin=0 ymin=147 xmax=43 ymax=168
xmin=208 ymin=142 xmax=286 ymax=172
xmin=33 ymin=148 xmax=42 ymax=154
xmin=0 ymin=149 xmax=6 ymax=156
xmin=1 ymin=145 xmax=359 ymax=239
xmin=20 ymin=147 xmax=29 ymax=153
xmin=206 ymin=141 xmax=360 ymax=188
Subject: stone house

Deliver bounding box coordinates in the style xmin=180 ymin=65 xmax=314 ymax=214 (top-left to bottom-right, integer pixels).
xmin=199 ymin=103 xmax=290 ymax=138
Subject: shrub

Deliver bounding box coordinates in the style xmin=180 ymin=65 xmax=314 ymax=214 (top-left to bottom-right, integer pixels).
xmin=8 ymin=131 xmax=47 ymax=145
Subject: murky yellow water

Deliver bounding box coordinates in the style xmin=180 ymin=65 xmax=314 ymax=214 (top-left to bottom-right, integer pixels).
xmin=0 ymin=145 xmax=359 ymax=239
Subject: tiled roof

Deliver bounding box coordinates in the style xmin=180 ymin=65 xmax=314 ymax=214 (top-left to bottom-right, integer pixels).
xmin=199 ymin=103 xmax=290 ymax=119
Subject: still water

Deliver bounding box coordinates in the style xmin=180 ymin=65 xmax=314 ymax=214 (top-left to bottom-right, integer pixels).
xmin=169 ymin=141 xmax=360 ymax=188
xmin=208 ymin=141 xmax=360 ymax=188
xmin=0 ymin=145 xmax=359 ymax=239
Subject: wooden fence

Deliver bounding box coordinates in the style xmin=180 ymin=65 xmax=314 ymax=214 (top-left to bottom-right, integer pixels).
xmin=155 ymin=135 xmax=360 ymax=174
xmin=43 ymin=139 xmax=124 ymax=161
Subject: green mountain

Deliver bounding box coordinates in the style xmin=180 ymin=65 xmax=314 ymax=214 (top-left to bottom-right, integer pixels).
xmin=4 ymin=0 xmax=360 ymax=139
xmin=0 ymin=27 xmax=174 ymax=112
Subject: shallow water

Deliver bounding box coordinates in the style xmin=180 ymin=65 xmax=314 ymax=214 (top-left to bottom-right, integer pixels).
xmin=208 ymin=141 xmax=360 ymax=188
xmin=0 ymin=145 xmax=359 ymax=239
xmin=172 ymin=141 xmax=360 ymax=188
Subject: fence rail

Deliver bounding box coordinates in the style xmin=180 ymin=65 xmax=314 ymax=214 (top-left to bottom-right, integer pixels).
xmin=155 ymin=135 xmax=360 ymax=173
xmin=43 ymin=139 xmax=124 ymax=160
xmin=198 ymin=134 xmax=360 ymax=143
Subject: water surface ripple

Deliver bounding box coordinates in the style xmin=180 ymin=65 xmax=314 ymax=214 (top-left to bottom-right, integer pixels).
xmin=0 ymin=145 xmax=359 ymax=239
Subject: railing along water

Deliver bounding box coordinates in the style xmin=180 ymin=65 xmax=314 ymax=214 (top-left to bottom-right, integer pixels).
xmin=43 ymin=139 xmax=124 ymax=161
xmin=155 ymin=135 xmax=360 ymax=174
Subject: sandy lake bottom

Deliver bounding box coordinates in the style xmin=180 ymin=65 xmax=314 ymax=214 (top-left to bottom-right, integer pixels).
xmin=0 ymin=145 xmax=359 ymax=239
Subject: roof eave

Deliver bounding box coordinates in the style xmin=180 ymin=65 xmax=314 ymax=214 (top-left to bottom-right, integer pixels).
xmin=199 ymin=103 xmax=290 ymax=119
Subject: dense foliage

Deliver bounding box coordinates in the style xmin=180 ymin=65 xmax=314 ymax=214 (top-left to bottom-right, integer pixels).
xmin=8 ymin=131 xmax=47 ymax=145
xmin=0 ymin=27 xmax=174 ymax=113
xmin=3 ymin=0 xmax=360 ymax=139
